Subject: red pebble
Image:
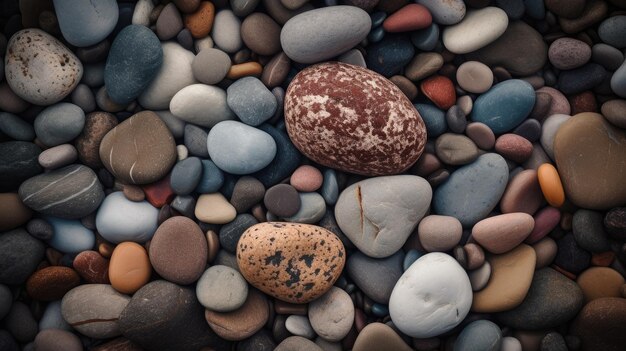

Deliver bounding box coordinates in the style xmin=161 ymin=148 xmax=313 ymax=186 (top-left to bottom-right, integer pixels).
xmin=142 ymin=174 xmax=175 ymax=208
xmin=420 ymin=75 xmax=456 ymax=110
xmin=591 ymin=251 xmax=615 ymax=267
xmin=73 ymin=250 xmax=110 ymax=284
xmin=383 ymin=4 xmax=432 ymax=33
xmin=494 ymin=133 xmax=534 ymax=164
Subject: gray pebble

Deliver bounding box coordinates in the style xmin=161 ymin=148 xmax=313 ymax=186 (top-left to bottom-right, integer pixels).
xmin=227 ymin=77 xmax=277 ymax=126
xmin=4 ymin=302 xmax=39 ymax=343
xmin=184 ymin=124 xmax=210 ymax=158
xmin=0 ymin=112 xmax=35 ymax=141
xmin=196 ymin=265 xmax=248 ymax=312
xmin=71 ymin=84 xmax=96 ymax=113
xmin=170 ymin=157 xmax=203 ymax=195
xmin=34 ymin=103 xmax=86 ymax=147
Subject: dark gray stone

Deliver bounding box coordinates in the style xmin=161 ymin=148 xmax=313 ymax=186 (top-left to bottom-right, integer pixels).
xmin=227 ymin=77 xmax=277 ymax=126
xmin=365 ymin=35 xmax=415 ymax=77
xmin=196 ymin=160 xmax=224 ymax=194
xmin=554 ymin=234 xmax=591 ymax=274
xmin=253 ymin=124 xmax=302 ymax=188
xmin=184 ymin=124 xmax=210 ymax=158
xmin=0 ymin=141 xmax=42 ymax=192
xmin=229 ymin=176 xmax=265 ymax=213
xmin=347 ymin=251 xmax=404 ymax=304
xmin=455 ymin=320 xmax=502 ymax=351
xmin=0 ymin=284 xmax=12 ymax=320
xmin=219 ymin=214 xmax=258 ymax=253
xmin=540 ymin=332 xmax=568 ymax=351
xmin=4 ymin=302 xmax=38 ymax=343
xmin=0 ymin=112 xmax=35 ymax=141
xmin=237 ymin=329 xmax=276 ymax=351
xmin=0 ymin=229 xmax=45 ymax=285
xmin=573 ymin=209 xmax=611 ymax=253
xmin=170 ymin=157 xmax=203 ymax=195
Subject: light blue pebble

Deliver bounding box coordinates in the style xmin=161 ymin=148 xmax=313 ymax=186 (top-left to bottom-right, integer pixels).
xmin=415 ymin=103 xmax=447 ymax=137
xmin=196 ymin=160 xmax=224 ymax=193
xmin=283 ymin=192 xmax=326 ymax=224
xmin=53 ymin=0 xmax=119 ymax=47
xmin=403 ymin=249 xmax=423 ymax=271
xmin=39 ymin=300 xmax=72 ymax=331
xmin=226 ymin=77 xmax=277 ymax=126
xmin=321 ymin=169 xmax=339 ymax=205
xmin=46 ymin=217 xmax=95 ymax=254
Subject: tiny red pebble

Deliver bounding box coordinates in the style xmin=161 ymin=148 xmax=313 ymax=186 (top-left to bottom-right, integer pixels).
xmin=420 ymin=75 xmax=456 ymax=110
xmin=383 ymin=4 xmax=432 ymax=33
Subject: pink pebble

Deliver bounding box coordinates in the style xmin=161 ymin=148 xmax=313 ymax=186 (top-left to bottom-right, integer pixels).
xmin=525 ymin=206 xmax=561 ymax=244
xmin=290 ymin=165 xmax=323 ymax=192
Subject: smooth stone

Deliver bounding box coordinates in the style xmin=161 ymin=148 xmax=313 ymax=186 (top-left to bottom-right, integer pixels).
xmin=105 ymin=25 xmax=163 ymax=104
xmin=138 ymin=42 xmax=196 ymax=110
xmin=192 ymin=48 xmax=231 ymax=85
xmin=264 ymin=184 xmax=301 ymax=218
xmin=149 ymin=216 xmax=207 ymax=285
xmin=598 ymin=15 xmax=626 ymax=48
xmin=237 ymin=330 xmax=276 ymax=351
xmin=196 ymin=265 xmax=248 ymax=312
xmin=26 ymin=266 xmax=80 ymax=301
xmin=132 ymin=0 xmax=153 ymax=25
xmin=38 ymin=144 xmax=77 ymax=170
xmin=497 ymin=268 xmax=584 ymax=330
xmin=109 ymin=242 xmax=151 ymax=294
xmin=195 ymin=193 xmax=237 ymax=224
xmin=336 ymin=175 xmax=431 ymax=258
xmin=61 ymin=284 xmax=130 ymax=338
xmin=421 ymin=75 xmax=456 ymax=110
xmin=0 ymin=112 xmax=34 ymax=141
xmin=184 ymin=1 xmax=215 ymax=38
xmin=119 ymin=280 xmax=229 ymax=350
xmin=435 ymin=133 xmax=479 ymax=165
xmin=513 ymin=119 xmax=542 ymax=143
xmin=535 ymin=86 xmax=571 ymax=117
xmin=383 ymin=4 xmax=432 ymax=32
xmin=471 ymin=80 xmax=536 ymax=134
xmin=557 ymin=63 xmax=607 ymax=95
xmin=0 ymin=193 xmax=32 ymax=232
xmin=46 ymin=217 xmax=95 ymax=254
xmin=230 ymin=176 xmax=264 ymax=213
xmin=208 ymin=121 xmax=276 ymax=175
xmin=548 ymin=38 xmax=591 ymax=70
xmin=347 ymin=251 xmax=404 ymax=304
xmin=285 ymin=315 xmax=315 ymax=339
xmin=571 ymin=297 xmax=626 ymax=351
xmin=464 ymin=243 xmax=486 ymax=270
xmin=219 ymin=214 xmax=259 ymax=253
xmin=337 ymin=49 xmax=366 ymax=68
xmin=390 ymin=253 xmax=472 ymax=338
xmin=99 ymin=111 xmax=177 ymax=185
xmin=308 ymin=287 xmax=354 ymax=341
xmin=554 ymin=234 xmax=590 ymax=274
xmin=577 ymin=267 xmax=625 ymax=303
xmin=53 ymin=0 xmax=117 ymax=47
xmin=418 ymin=215 xmax=463 ymax=252
xmin=442 ymin=7 xmax=508 ymax=54
xmin=227 ymin=77 xmax=277 ymax=126
xmin=592 ymin=43 xmax=624 ymax=71
xmin=275 ymin=336 xmax=323 ymax=351
xmin=416 ymin=0 xmax=465 ymax=25
xmin=365 ymin=35 xmax=415 ymax=77
xmin=472 ymin=213 xmax=534 ymax=254
xmin=263 ymin=52 xmax=292 ymax=88
xmin=554 ymin=113 xmax=626 ymax=209
xmin=0 ymin=284 xmax=11 ymax=320
xmin=253 ymin=126 xmax=302 ymax=188
xmin=573 ymin=209 xmax=611 ymax=253
xmin=433 ymin=153 xmax=509 ymax=227
xmin=204 ymin=289 xmax=269 ymax=341
xmin=5 ymin=29 xmax=82 ymax=105
xmin=414 ymin=104 xmax=446 ymax=138
xmin=170 ymin=157 xmax=202 ymax=195
xmin=232 ymin=0 xmax=261 ymax=17
xmin=39 ymin=302 xmax=73 ymax=332
xmin=237 ymin=222 xmax=346 ymax=304
xmin=280 ymin=6 xmax=370 ymax=63
xmin=410 ymin=23 xmax=440 ymax=51
xmin=73 ymin=250 xmax=109 ymax=284
xmin=95 ymin=192 xmax=159 ymax=243
xmin=4 ymin=302 xmax=38 ymax=342
xmin=0 ymin=229 xmax=45 ymax=285
xmin=611 ymin=59 xmax=626 ymax=98
xmin=34 ymin=103 xmax=85 ymax=147
xmin=283 ymin=192 xmax=326 ymax=224
xmin=241 ymin=12 xmax=281 ymax=56
xmin=19 ymin=164 xmax=103 ymax=219
xmin=455 ymin=320 xmax=502 ymax=351
xmin=74 ymin=112 xmax=118 ymax=168
xmin=71 ymin=84 xmax=96 ymax=113
xmin=290 ymin=165 xmax=323 ymax=192
xmin=469 ymin=261 xmax=491 ymax=291
xmin=170 ymin=84 xmax=234 ymax=128
xmin=533 ymin=237 xmax=558 ymax=268
xmin=352 ymin=323 xmax=412 ymax=351
xmin=390 ymin=75 xmax=419 ymax=100
xmin=405 ymin=52 xmax=444 ymax=81
xmin=456 ymin=61 xmax=493 ymax=94
xmin=182 ymin=124 xmax=208 ymax=158
xmin=33 ymin=329 xmax=82 ymax=351
xmin=540 ymin=114 xmax=571 ymax=160
xmin=212 ymin=10 xmax=242 ymax=53
xmin=601 ymin=99 xmax=626 ymax=129
xmin=472 ymin=244 xmax=536 ymax=312
xmin=500 ymin=169 xmax=542 ymax=215
xmin=465 ymin=122 xmax=495 ymax=150
xmin=156 ymin=3 xmax=183 ymax=40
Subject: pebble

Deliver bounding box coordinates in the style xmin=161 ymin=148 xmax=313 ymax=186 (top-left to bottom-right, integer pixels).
xmin=495 ymin=133 xmax=533 ymax=164
xmin=204 ymin=289 xmax=269 ymax=341
xmin=571 ymin=297 xmax=626 ymax=351
xmin=469 ymin=261 xmax=491 ymax=291
xmin=95 ymin=191 xmax=159 ymax=243
xmin=237 ymin=222 xmax=345 ymax=304
xmin=212 ymin=9 xmax=242 ymax=53
xmin=612 ymin=59 xmax=626 ymax=98
xmin=275 ymin=336 xmax=323 ymax=351
xmin=352 ymin=323 xmax=412 ymax=351
xmin=383 ymin=4 xmax=432 ymax=32
xmin=39 ymin=300 xmax=72 ymax=332
xmin=46 ymin=217 xmax=95 ymax=253
xmin=410 ymin=23 xmax=440 ymax=51
xmin=156 ymin=3 xmax=183 ymax=40
xmin=406 ymin=52 xmax=444 ymax=81
xmin=537 ymin=163 xmax=565 ymax=207
xmin=435 ymin=133 xmax=479 ymax=165
xmin=366 ymin=35 xmax=416 ymax=77
xmin=75 ymin=112 xmax=118 ymax=168
xmin=280 ymin=6 xmax=370 ymax=63
xmin=601 ymin=99 xmax=626 ymax=129
xmin=33 ymin=329 xmax=82 ymax=351
xmin=230 ymin=176 xmax=264 ymax=212
xmin=196 ymin=265 xmax=248 ymax=312
xmin=184 ymin=1 xmax=215 ymax=38
xmin=241 ymin=12 xmax=281 ymax=56
xmin=598 ymin=15 xmax=626 ymax=48
xmin=346 ymin=251 xmax=404 ymax=304
xmin=572 ymin=209 xmax=611 ymax=253
xmin=592 ymin=43 xmax=624 ymax=71
xmin=456 ymin=61 xmax=494 ymax=94
xmin=577 ymin=267 xmax=625 ymax=303
xmin=195 ymin=193 xmax=237 ymax=224
xmin=554 ymin=234 xmax=591 ymax=275
xmin=264 ymin=184 xmax=300 ymax=217
xmin=455 ymin=320 xmax=502 ymax=351
xmin=290 ymin=165 xmax=323 ymax=192
xmin=170 ymin=84 xmax=234 ymax=128
xmin=308 ymin=287 xmax=354 ymax=341
xmin=442 ymin=7 xmax=508 ymax=54
xmin=220 ymin=214 xmax=259 ymax=252
xmin=192 ymin=48 xmax=231 ymax=85
xmin=533 ymin=237 xmax=558 ymax=268
xmin=466 ymin=122 xmax=496 ymax=150
xmin=73 ymin=250 xmax=109 ymax=284
xmin=418 ymin=215 xmax=463 ymax=252
xmin=335 ymin=175 xmax=431 ymax=258
xmin=0 ymin=142 xmax=42 ymax=192
xmin=4 ymin=301 xmax=38 ymax=343
xmin=500 ymin=169 xmax=543 ymax=215
xmin=472 ymin=213 xmax=534 ymax=254
xmin=285 ymin=315 xmax=315 ymax=339
xmin=548 ymin=38 xmax=591 ymax=70
xmin=472 ymin=79 xmax=536 ymax=134
xmin=109 ymin=242 xmax=151 ymax=294
xmin=38 ymin=144 xmax=77 ymax=170
xmin=540 ymin=114 xmax=570 ymax=160
xmin=170 ymin=156 xmax=202 ymax=195
xmin=558 ymin=63 xmax=607 ymax=95
xmin=0 ymin=193 xmax=32 ymax=232
xmin=54 ymin=0 xmax=118 ymax=47
xmin=26 ymin=266 xmax=80 ymax=301
xmin=0 ymin=112 xmax=35 ymax=141
xmin=227 ymin=77 xmax=277 ymax=126
xmin=421 ymin=75 xmax=456 ymax=110
xmin=5 ymin=29 xmax=83 ymax=105
xmin=263 ymin=52 xmax=291 ymax=88
xmin=415 ymin=103 xmax=447 ymax=138
xmin=34 ymin=102 xmax=85 ymax=147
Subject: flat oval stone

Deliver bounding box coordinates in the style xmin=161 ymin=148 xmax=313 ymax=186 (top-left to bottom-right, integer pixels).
xmin=308 ymin=287 xmax=354 ymax=341
xmin=416 ymin=0 xmax=465 ymax=25
xmin=455 ymin=320 xmax=502 ymax=351
xmin=557 ymin=63 xmax=607 ymax=95
xmin=389 ymin=252 xmax=472 ymax=338
xmin=346 ymin=251 xmax=404 ymax=304
xmin=99 ymin=111 xmax=177 ymax=185
xmin=500 ymin=169 xmax=542 ymax=215
xmin=290 ymin=165 xmax=323 ymax=192
xmin=548 ymin=38 xmax=591 ymax=70
xmin=170 ymin=157 xmax=202 ymax=195
xmin=433 ymin=153 xmax=509 ymax=227
xmin=285 ymin=315 xmax=315 ymax=339
xmin=192 ymin=48 xmax=231 ymax=85
xmin=0 ymin=193 xmax=32 ymax=232
xmin=472 ymin=213 xmax=534 ymax=254
xmin=227 ymin=77 xmax=277 ymax=126
xmin=204 ymin=289 xmax=269 ymax=341
xmin=38 ymin=144 xmax=78 ymax=170
xmin=280 ymin=6 xmax=370 ymax=63
xmin=285 ymin=62 xmax=426 ymax=176
xmin=26 ymin=266 xmax=80 ymax=301
xmin=241 ymin=12 xmax=281 ymax=56
xmin=96 ymin=191 xmax=159 ymax=243
xmin=495 ymin=133 xmax=533 ymax=164
xmin=435 ymin=133 xmax=479 ymax=166
xmin=336 ymin=175 xmax=431 ymax=258
xmin=554 ymin=113 xmax=626 ymax=209
xmin=105 ymin=25 xmax=163 ymax=104
xmin=577 ymin=267 xmax=625 ymax=303
xmin=208 ymin=120 xmax=277 ymax=175
xmin=472 ymin=80 xmax=536 ymax=134
xmin=456 ymin=61 xmax=494 ymax=94
xmin=571 ymin=297 xmax=626 ymax=351
xmin=149 ymin=216 xmax=208 ymax=285
xmin=0 ymin=112 xmax=35 ymax=141
xmin=212 ymin=10 xmax=242 ymax=53
xmin=170 ymin=84 xmax=235 ymax=128
xmin=442 ymin=7 xmax=508 ymax=54
xmin=46 ymin=217 xmax=95 ymax=254
xmin=418 ymin=215 xmax=463 ymax=252
xmin=72 ymin=250 xmax=109 ymax=284
xmin=19 ymin=164 xmax=103 ymax=219
xmin=598 ymin=15 xmax=626 ymax=49
xmin=61 ymin=284 xmax=131 ymax=338
xmin=383 ymin=4 xmax=432 ymax=32
xmin=5 ymin=29 xmax=82 ymax=105
xmin=34 ymin=103 xmax=85 ymax=147
xmin=195 ymin=193 xmax=237 ymax=224
xmin=109 ymin=242 xmax=151 ymax=294
xmin=352 ymin=323 xmax=412 ymax=351
xmin=237 ymin=222 xmax=346 ymax=304
xmin=196 ymin=265 xmax=248 ymax=312
xmin=537 ymin=163 xmax=565 ymax=207
xmin=472 ymin=244 xmax=536 ymax=312
xmin=53 ymin=0 xmax=118 ymax=47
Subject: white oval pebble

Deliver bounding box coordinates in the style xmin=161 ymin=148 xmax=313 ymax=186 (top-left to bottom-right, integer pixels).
xmin=442 ymin=7 xmax=508 ymax=54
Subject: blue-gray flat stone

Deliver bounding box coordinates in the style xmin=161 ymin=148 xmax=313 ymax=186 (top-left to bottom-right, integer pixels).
xmin=0 ymin=229 xmax=45 ymax=285
xmin=454 ymin=320 xmax=502 ymax=351
xmin=53 ymin=0 xmax=119 ymax=47
xmin=365 ymin=35 xmax=415 ymax=77
xmin=472 ymin=80 xmax=536 ymax=134
xmin=196 ymin=160 xmax=224 ymax=194
xmin=170 ymin=157 xmax=202 ymax=195
xmin=34 ymin=103 xmax=85 ymax=147
xmin=0 ymin=141 xmax=41 ymax=192
xmin=0 ymin=112 xmax=35 ymax=141
xmin=227 ymin=77 xmax=277 ymax=126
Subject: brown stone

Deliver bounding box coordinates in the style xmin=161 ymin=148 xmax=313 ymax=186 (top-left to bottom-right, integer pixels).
xmin=274 ymin=300 xmax=308 ymax=315
xmin=241 ymin=12 xmax=281 ymax=56
xmin=464 ymin=243 xmax=485 ymax=270
xmin=601 ymin=99 xmax=626 ymax=129
xmin=533 ymin=237 xmax=558 ymax=268
xmin=576 ymin=267 xmax=625 ymax=302
xmin=206 ymin=230 xmax=220 ymax=263
xmin=91 ymin=337 xmax=143 ymax=351
xmin=559 ymin=0 xmax=609 ymax=34
xmin=569 ymin=91 xmax=597 ymax=115
xmin=262 ymin=52 xmax=291 ymax=88
xmin=500 ymin=169 xmax=543 ymax=215
xmin=472 ymin=213 xmax=535 ymax=254
xmin=184 ymin=1 xmax=215 ymax=38
xmin=545 ymin=0 xmax=586 ymax=18
xmin=572 ymin=297 xmax=626 ymax=351
xmin=389 ymin=75 xmax=418 ymax=101
xmin=73 ymin=250 xmax=110 ymax=284
xmin=26 ymin=266 xmax=80 ymax=301
xmin=237 ymin=222 xmax=345 ymax=304
xmin=0 ymin=192 xmax=32 ymax=231
xmin=405 ymin=52 xmax=444 ymax=82
xmin=226 ymin=62 xmax=263 ymax=80
xmin=123 ymin=184 xmax=145 ymax=202
xmin=435 ymin=133 xmax=478 ymax=166
xmin=591 ymin=251 xmax=615 ymax=266
xmin=204 ymin=289 xmax=269 ymax=341
xmin=352 ymin=323 xmax=412 ymax=351
xmin=75 ymin=112 xmax=118 ymax=168
xmin=495 ymin=133 xmax=533 ymax=164
xmin=0 ymin=82 xmax=30 ymax=113
xmin=109 ymin=242 xmax=151 ymax=294
xmin=99 ymin=111 xmax=177 ymax=185
xmin=174 ymin=0 xmax=200 ymax=13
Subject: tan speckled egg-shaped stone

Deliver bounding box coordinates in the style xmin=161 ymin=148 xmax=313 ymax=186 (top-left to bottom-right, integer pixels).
xmin=284 ymin=62 xmax=427 ymax=176
xmin=237 ymin=222 xmax=345 ymax=304
xmin=5 ymin=29 xmax=83 ymax=105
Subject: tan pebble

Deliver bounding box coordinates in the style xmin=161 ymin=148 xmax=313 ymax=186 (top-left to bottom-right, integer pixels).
xmin=417 ymin=215 xmax=462 ymax=252
xmin=471 ymin=213 xmax=535 ymax=254
xmin=226 ymin=62 xmax=263 ymax=80
xmin=109 ymin=242 xmax=152 ymax=294
xmin=532 ymin=237 xmax=558 ymax=268
xmin=577 ymin=267 xmax=625 ymax=303
xmin=195 ymin=193 xmax=237 ymax=224
xmin=204 ymin=289 xmax=269 ymax=341
xmin=122 ymin=185 xmax=145 ymax=202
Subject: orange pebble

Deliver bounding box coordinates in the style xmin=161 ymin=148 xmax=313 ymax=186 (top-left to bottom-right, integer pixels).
xmin=109 ymin=242 xmax=152 ymax=294
xmin=420 ymin=75 xmax=456 ymax=110
xmin=591 ymin=251 xmax=615 ymax=267
xmin=227 ymin=62 xmax=263 ymax=80
xmin=537 ymin=163 xmax=565 ymax=207
xmin=184 ymin=1 xmax=215 ymax=38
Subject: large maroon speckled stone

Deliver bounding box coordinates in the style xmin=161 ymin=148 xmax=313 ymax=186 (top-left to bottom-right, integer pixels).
xmin=284 ymin=62 xmax=427 ymax=176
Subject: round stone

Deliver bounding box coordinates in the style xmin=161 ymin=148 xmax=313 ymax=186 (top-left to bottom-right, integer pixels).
xmin=192 ymin=48 xmax=231 ymax=85
xmin=72 ymin=250 xmax=109 ymax=284
xmin=548 ymin=38 xmax=591 ymax=70
xmin=212 ymin=10 xmax=242 ymax=53
xmin=418 ymin=215 xmax=463 ymax=252
xmin=26 ymin=266 xmax=80 ymax=301
xmin=96 ymin=192 xmax=159 ymax=243
xmin=196 ymin=265 xmax=248 ymax=312
xmin=34 ymin=103 xmax=85 ymax=147
xmin=53 ymin=0 xmax=118 ymax=47
xmin=46 ymin=217 xmax=96 ymax=254
xmin=308 ymin=286 xmax=354 ymax=341
xmin=442 ymin=7 xmax=508 ymax=54
xmin=435 ymin=133 xmax=479 ymax=166
xmin=455 ymin=320 xmax=502 ymax=351
xmin=170 ymin=84 xmax=235 ymax=128
xmin=352 ymin=323 xmax=412 ymax=351
xmin=382 ymin=4 xmax=432 ymax=32
xmin=184 ymin=1 xmax=215 ymax=38
xmin=170 ymin=156 xmax=203 ymax=195
xmin=264 ymin=184 xmax=301 ymax=218
xmin=195 ymin=193 xmax=237 ymax=224
xmin=38 ymin=144 xmax=78 ymax=170
xmin=74 ymin=112 xmax=118 ymax=168
xmin=109 ymin=242 xmax=151 ymax=294
xmin=290 ymin=165 xmax=323 ymax=192
xmin=571 ymin=297 xmax=626 ymax=351
xmin=456 ymin=61 xmax=494 ymax=94
xmin=204 ymin=289 xmax=269 ymax=341
xmin=241 ymin=12 xmax=281 ymax=56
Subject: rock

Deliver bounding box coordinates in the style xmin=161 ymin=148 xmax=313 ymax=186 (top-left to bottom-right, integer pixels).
xmin=230 ymin=176 xmax=264 ymax=212
xmin=602 ymin=99 xmax=626 ymax=129
xmin=19 ymin=164 xmax=103 ymax=219
xmin=495 ymin=133 xmax=533 ymax=164
xmin=170 ymin=157 xmax=202 ymax=195
xmin=472 ymin=244 xmax=536 ymax=312
xmin=554 ymin=234 xmax=590 ymax=275
xmin=455 ymin=320 xmax=502 ymax=351
xmin=533 ymin=237 xmax=558 ymax=268
xmin=227 ymin=77 xmax=277 ymax=126
xmin=500 ymin=169 xmax=542 ymax=215
xmin=557 ymin=63 xmax=607 ymax=95
xmin=572 ymin=209 xmax=611 ymax=253
xmin=536 ymin=163 xmax=565 ymax=207
xmin=184 ymin=1 xmax=215 ymax=38
xmin=38 ymin=144 xmax=78 ymax=170
xmin=196 ymin=265 xmax=248 ymax=312
xmin=138 ymin=42 xmax=196 ymax=110
xmin=105 ymin=25 xmax=163 ymax=104
xmin=309 ymin=286 xmax=354 ymax=340
xmin=109 ymin=242 xmax=151 ymax=294
xmin=4 ymin=301 xmax=38 ymax=342
xmin=0 ymin=112 xmax=35 ymax=141
xmin=285 ymin=62 xmax=426 ymax=176
xmin=497 ymin=268 xmax=584 ymax=330
xmin=253 ymin=124 xmax=302 ymax=187
xmin=335 ymin=175 xmax=431 ymax=258
xmin=275 ymin=336 xmax=323 ymax=351
xmin=46 ymin=217 xmax=95 ymax=253
xmin=156 ymin=3 xmax=183 ymax=40
xmin=548 ymin=38 xmax=591 ymax=70
xmin=598 ymin=15 xmax=626 ymax=49
xmin=421 ymin=75 xmax=456 ymax=110
xmin=237 ymin=222 xmax=345 ymax=304
xmin=119 ymin=280 xmax=230 ymax=350
xmin=347 ymin=250 xmax=404 ymax=304
xmin=195 ymin=193 xmax=237 ymax=224
xmin=99 ymin=111 xmax=177 ymax=185
xmin=0 ymin=229 xmax=45 ymax=285
xmin=26 ymin=266 xmax=80 ymax=301
xmin=469 ymin=261 xmax=491 ymax=291
xmin=416 ymin=0 xmax=465 ymax=25
xmin=389 ymin=252 xmax=472 ymax=338
xmin=472 ymin=213 xmax=534 ymax=254
xmin=204 ymin=289 xmax=269 ymax=341
xmin=264 ymin=184 xmax=300 ymax=218
xmin=442 ymin=7 xmax=508 ymax=54
xmin=170 ymin=84 xmax=235 ymax=128
xmin=74 ymin=112 xmax=118 ymax=168
xmin=0 ymin=193 xmax=32 ymax=231
xmin=95 ymin=191 xmax=159 ymax=243
xmin=471 ymin=80 xmax=536 ymax=134
xmin=192 ymin=48 xmax=231 ymax=85
xmin=73 ymin=250 xmax=109 ymax=284
xmin=418 ymin=215 xmax=463 ymax=252
xmin=241 ymin=12 xmax=281 ymax=56
xmin=33 ymin=329 xmax=82 ymax=351
xmin=5 ymin=29 xmax=82 ymax=105
xmin=456 ymin=61 xmax=494 ymax=94
xmin=61 ymin=284 xmax=131 ymax=338
xmin=571 ymin=297 xmax=626 ymax=351
xmin=365 ymin=35 xmax=415 ymax=77
xmin=290 ymin=165 xmax=323 ymax=192
xmin=53 ymin=0 xmax=118 ymax=47
xmin=280 ymin=6 xmax=370 ymax=63
xmin=433 ymin=153 xmax=509 ymax=227
xmin=37 ymin=300 xmax=72 ymax=331
xmin=352 ymin=323 xmax=412 ymax=351
xmin=34 ymin=103 xmax=85 ymax=147
xmin=383 ymin=4 xmax=432 ymax=32
xmin=149 ymin=216 xmax=207 ymax=284
xmin=577 ymin=267 xmax=625 ymax=303
xmin=612 ymin=58 xmax=626 ymax=98
xmin=285 ymin=315 xmax=315 ymax=339
xmin=207 ymin=120 xmax=277 ymax=175
xmin=435 ymin=133 xmax=479 ymax=165
xmin=213 ymin=10 xmax=242 ymax=53
xmin=554 ymin=113 xmax=626 ymax=209
xmin=237 ymin=330 xmax=276 ymax=351
xmin=0 ymin=142 xmax=42 ymax=192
